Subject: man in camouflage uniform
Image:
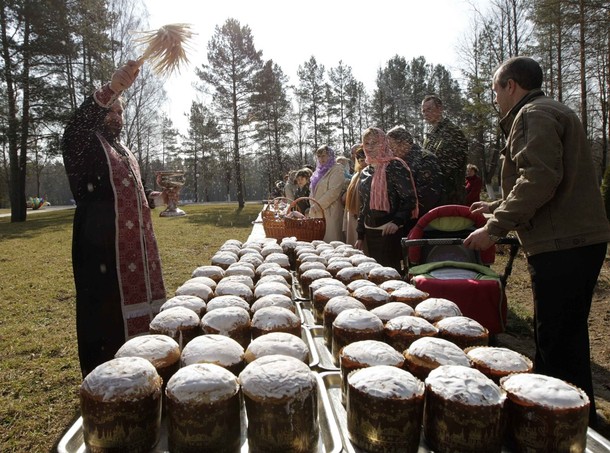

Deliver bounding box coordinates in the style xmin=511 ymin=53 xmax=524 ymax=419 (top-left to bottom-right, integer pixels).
xmin=387 ymin=125 xmax=443 ymax=235
xmin=421 ymin=95 xmax=469 ymax=205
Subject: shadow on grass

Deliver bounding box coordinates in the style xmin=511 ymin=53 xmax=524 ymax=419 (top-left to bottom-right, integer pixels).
xmin=0 ymin=210 xmax=74 ymax=240
xmin=505 ymin=305 xmax=534 ymax=337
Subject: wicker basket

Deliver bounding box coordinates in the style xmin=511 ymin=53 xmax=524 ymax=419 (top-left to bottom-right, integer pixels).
xmin=283 ymin=197 xmax=326 ymax=242
xmin=262 ymin=198 xmax=292 ymax=240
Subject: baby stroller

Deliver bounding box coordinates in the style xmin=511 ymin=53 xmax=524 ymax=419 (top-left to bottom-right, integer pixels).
xmin=401 ymin=205 xmax=519 ymax=334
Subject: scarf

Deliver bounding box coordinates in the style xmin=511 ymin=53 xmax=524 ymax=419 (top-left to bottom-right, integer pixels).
xmin=309 ymin=146 xmax=336 ymax=192
xmin=364 ymin=128 xmax=419 ymax=218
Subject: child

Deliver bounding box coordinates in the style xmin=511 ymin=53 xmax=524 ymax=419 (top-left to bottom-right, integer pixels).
xmin=293 ymin=168 xmax=312 ymax=213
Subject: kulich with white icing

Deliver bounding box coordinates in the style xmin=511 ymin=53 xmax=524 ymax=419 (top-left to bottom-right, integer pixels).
xmin=240 ymin=355 xmax=319 ymax=453
xmin=251 ymin=306 xmax=300 ymax=338
xmin=175 ymin=280 xmax=213 ymax=302
xmin=384 ymin=315 xmax=439 ymax=353
xmin=166 ymin=363 xmax=239 ymax=404
xmin=332 ymin=309 xmax=383 ymax=364
xmin=406 ymin=337 xmax=471 ymax=367
xmin=500 ymin=373 xmax=590 ymax=452
xmin=201 ymin=306 xmax=250 ymax=334
xmin=335 ymin=266 xmax=366 ymax=284
xmin=200 ymin=306 xmax=251 ymax=349
xmin=379 ymin=279 xmax=411 ymax=293
xmin=436 ymin=316 xmax=487 ymax=336
xmin=351 ymin=285 xmax=389 ymax=310
xmin=333 ymin=308 xmax=383 ymax=331
xmin=341 ymin=340 xmax=404 ymax=368
xmin=239 ymin=253 xmax=264 ymax=269
xmin=251 ymin=294 xmax=295 ymax=313
xmin=312 ymin=285 xmax=350 ymax=323
xmin=403 ymin=337 xmax=470 ymax=380
xmin=309 ymin=277 xmax=346 ymax=295
xmin=501 ymin=373 xmax=589 ymax=408
xmin=259 ymin=266 xmax=292 ymax=284
xmin=466 ymin=346 xmax=533 ymax=382
xmin=80 ymin=357 xmax=162 ymax=452
xmin=423 ymin=365 xmax=506 ymax=453
xmin=326 ymin=260 xmax=353 ymax=276
xmin=81 ymin=357 xmax=161 ymax=402
xmin=206 ymin=295 xmax=250 ymax=312
xmin=347 ymin=365 xmax=424 ymax=452
xmin=414 ymin=297 xmax=462 ymax=322
xmin=149 ymin=306 xmax=201 ymax=346
xmin=264 ymin=252 xmax=290 ymax=269
xmin=389 ymin=285 xmax=429 ymax=307
xmin=211 ymin=252 xmax=238 ymax=269
xmin=256 ymin=274 xmax=289 ymax=289
xmin=181 ymin=334 xmax=245 ymax=375
xmin=346 ymin=279 xmax=377 ymax=293
xmin=115 ymin=334 xmax=180 ymax=369
xmin=367 ymin=266 xmax=401 ymax=284
xmin=214 ymin=280 xmax=253 ymax=302
xmin=435 ymin=316 xmax=489 ymax=349
xmin=224 ymin=264 xmax=255 ymax=279
xmin=218 ymin=274 xmax=255 ymax=291
xmin=160 ymin=295 xmax=206 ymax=317
xmin=370 ymin=302 xmax=414 ymax=323
xmin=245 ymin=331 xmax=309 ymax=363
xmin=322 ymin=296 xmax=366 ymax=347
xmin=298 ymin=261 xmax=326 ymax=276
xmin=386 ymin=315 xmax=438 ymax=335
xmin=191 ymin=265 xmax=225 ymax=282
xmin=253 ymin=281 xmax=291 ymax=299
xmin=425 ymin=365 xmax=505 ymax=406
xmin=239 ymin=354 xmax=316 ymax=401
xmin=349 ymin=365 xmax=424 ymax=400
xmin=165 ymin=363 xmax=241 ymax=452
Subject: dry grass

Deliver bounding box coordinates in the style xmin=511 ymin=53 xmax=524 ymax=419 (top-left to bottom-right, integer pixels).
xmin=0 ymin=203 xmax=261 ymax=452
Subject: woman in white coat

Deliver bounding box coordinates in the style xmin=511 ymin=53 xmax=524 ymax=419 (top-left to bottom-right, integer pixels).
xmin=309 ymin=145 xmax=346 ymax=242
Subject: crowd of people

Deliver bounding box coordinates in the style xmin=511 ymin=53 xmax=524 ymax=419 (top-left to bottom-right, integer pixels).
xmin=275 ymin=94 xmax=481 ymax=271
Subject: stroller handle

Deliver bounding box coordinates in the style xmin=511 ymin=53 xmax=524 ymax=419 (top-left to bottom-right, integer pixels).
xmin=401 ymin=237 xmax=520 ymax=247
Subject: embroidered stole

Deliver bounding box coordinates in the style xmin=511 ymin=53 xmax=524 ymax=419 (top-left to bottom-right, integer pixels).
xmin=96 ymin=132 xmax=166 ymax=339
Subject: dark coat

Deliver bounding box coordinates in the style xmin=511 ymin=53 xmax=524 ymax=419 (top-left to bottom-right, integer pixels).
xmin=356 ymin=160 xmax=418 ymax=239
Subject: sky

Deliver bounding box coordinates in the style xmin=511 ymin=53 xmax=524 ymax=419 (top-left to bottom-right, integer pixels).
xmin=144 ymin=0 xmax=489 ymax=133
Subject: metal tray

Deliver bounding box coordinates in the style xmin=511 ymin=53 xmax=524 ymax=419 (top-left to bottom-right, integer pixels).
xmin=58 ymin=373 xmax=342 ymax=453
xmin=296 ymin=299 xmax=317 ymax=326
xmin=302 ymin=324 xmax=321 ymax=369
xmin=291 ymin=271 xmax=310 ymax=302
xmin=307 ymin=326 xmax=339 ymax=372
xmin=319 ymin=371 xmax=610 ymax=453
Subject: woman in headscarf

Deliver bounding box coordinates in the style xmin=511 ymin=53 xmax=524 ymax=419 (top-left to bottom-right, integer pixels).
xmin=309 ymin=145 xmax=346 ymax=242
xmin=343 ymin=144 xmax=367 ymax=247
xmin=355 ymin=127 xmax=418 ymax=272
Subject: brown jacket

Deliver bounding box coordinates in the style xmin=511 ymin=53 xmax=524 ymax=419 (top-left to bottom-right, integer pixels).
xmin=487 ymin=90 xmax=610 ymax=256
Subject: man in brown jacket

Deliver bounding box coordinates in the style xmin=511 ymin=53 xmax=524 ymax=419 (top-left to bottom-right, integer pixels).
xmin=464 ymin=56 xmax=610 ymax=427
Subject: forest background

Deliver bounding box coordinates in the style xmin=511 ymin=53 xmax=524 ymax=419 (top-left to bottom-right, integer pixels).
xmin=1 ymin=0 xmax=610 ymax=221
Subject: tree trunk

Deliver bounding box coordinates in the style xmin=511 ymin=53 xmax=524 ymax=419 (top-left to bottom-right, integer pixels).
xmin=578 ymin=0 xmax=588 ymax=135
xmin=232 ymin=92 xmax=245 ymax=209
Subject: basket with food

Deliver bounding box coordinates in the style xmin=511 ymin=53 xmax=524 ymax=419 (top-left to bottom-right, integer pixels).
xmin=284 ymin=197 xmax=326 ymax=242
xmin=262 ymin=197 xmax=292 ymax=240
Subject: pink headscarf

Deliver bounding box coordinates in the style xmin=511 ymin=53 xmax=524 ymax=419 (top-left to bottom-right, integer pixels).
xmin=363 ymin=127 xmax=419 ymax=218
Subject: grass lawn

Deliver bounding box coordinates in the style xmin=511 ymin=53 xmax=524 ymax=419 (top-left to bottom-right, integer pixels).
xmin=0 ymin=203 xmax=262 ymax=452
